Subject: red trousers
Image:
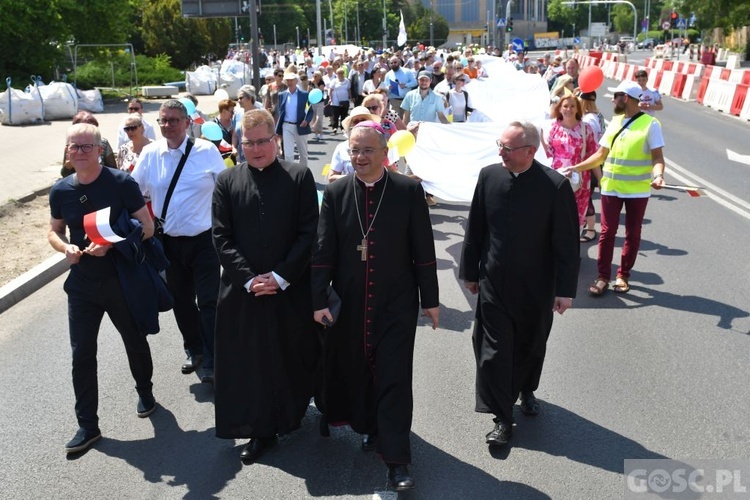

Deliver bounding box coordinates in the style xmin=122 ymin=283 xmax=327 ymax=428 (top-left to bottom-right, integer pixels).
xmin=597 ymin=195 xmax=649 ymax=280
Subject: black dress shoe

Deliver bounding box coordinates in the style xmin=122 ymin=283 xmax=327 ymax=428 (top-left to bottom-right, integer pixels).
xmin=520 ymin=391 xmax=540 ymax=415
xmin=485 ymin=421 xmax=512 ymax=446
xmin=199 ymin=367 xmax=214 ymax=384
xmin=361 ymin=434 xmax=377 ymax=451
xmin=136 ymin=393 xmax=157 ymax=418
xmin=387 ymin=464 xmax=415 ymax=491
xmin=239 ymin=437 xmax=276 ymax=462
xmin=65 ymin=427 xmax=102 ymax=454
xmin=181 ymin=354 xmax=203 ymax=374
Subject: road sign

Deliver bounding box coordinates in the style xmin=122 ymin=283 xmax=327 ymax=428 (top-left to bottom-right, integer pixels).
xmin=497 ymin=18 xmax=506 ymax=28
xmin=677 ymin=18 xmax=687 ymax=29
xmin=591 ymin=22 xmax=607 ymax=37
xmin=511 ymin=38 xmax=524 ymax=52
xmin=662 ymin=21 xmax=671 ymax=30
xmin=182 ymin=0 xmax=242 ymax=17
xmin=573 ymin=37 xmax=581 ymax=44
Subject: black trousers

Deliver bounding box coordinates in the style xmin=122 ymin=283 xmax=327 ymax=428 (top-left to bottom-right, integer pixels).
xmin=163 ymin=230 xmax=220 ymax=369
xmin=65 ymin=271 xmax=153 ymax=431
xmin=331 ymin=102 xmax=350 ymax=130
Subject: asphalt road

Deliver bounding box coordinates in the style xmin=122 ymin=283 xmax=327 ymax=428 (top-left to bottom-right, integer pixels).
xmin=1 ymin=82 xmax=749 ymax=499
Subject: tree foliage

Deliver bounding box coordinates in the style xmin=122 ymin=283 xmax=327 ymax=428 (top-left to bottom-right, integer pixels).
xmin=679 ymin=0 xmax=750 ymax=32
xmin=141 ymin=0 xmax=232 ymax=68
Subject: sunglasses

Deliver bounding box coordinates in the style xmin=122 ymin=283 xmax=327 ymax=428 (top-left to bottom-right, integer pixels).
xmin=123 ymin=125 xmax=140 ymax=132
xmin=128 ymin=107 xmax=141 ymax=111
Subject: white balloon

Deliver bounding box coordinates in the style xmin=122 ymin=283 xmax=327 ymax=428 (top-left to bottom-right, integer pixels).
xmin=214 ymin=89 xmax=230 ymax=101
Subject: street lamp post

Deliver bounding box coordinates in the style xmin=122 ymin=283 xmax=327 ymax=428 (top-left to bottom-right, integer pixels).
xmin=273 ymin=24 xmax=277 ymax=50
xmin=382 ymin=0 xmax=387 ymax=51
xmin=296 ymin=26 xmax=300 ymax=48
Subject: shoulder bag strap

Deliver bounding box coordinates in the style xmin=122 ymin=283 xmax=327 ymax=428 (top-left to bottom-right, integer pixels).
xmin=159 ymin=138 xmax=193 ymax=223
xmin=610 ymin=112 xmax=644 ymax=149
xmin=581 ymin=121 xmax=587 ymax=159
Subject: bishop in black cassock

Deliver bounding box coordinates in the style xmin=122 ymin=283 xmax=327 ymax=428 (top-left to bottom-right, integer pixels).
xmin=211 ymin=110 xmax=320 ymax=462
xmin=312 ymin=122 xmax=439 ymax=491
xmin=459 ymin=121 xmax=579 ymax=447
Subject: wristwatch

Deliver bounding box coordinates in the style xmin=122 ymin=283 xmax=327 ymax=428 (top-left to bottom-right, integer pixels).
xmin=653 ymin=173 xmax=664 ymax=180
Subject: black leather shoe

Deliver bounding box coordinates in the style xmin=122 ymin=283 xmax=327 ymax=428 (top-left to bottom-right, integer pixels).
xmin=485 ymin=421 xmax=512 ymax=446
xmin=520 ymin=391 xmax=540 ymax=415
xmin=136 ymin=393 xmax=157 ymax=418
xmin=65 ymin=427 xmax=102 ymax=454
xmin=181 ymin=354 xmax=203 ymax=374
xmin=361 ymin=434 xmax=377 ymax=451
xmin=199 ymin=367 xmax=214 ymax=384
xmin=239 ymin=437 xmax=276 ymax=462
xmin=388 ymin=465 xmax=415 ymax=491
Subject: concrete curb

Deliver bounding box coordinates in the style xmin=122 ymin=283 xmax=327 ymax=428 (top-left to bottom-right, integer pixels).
xmin=0 ymin=253 xmax=69 ymax=314
xmin=0 ymin=183 xmax=65 ymax=314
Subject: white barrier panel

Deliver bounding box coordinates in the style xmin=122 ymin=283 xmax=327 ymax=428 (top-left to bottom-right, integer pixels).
xmin=729 ymin=70 xmax=748 ymax=84
xmin=647 ymin=70 xmax=659 ymax=89
xmin=703 ymin=79 xmax=737 ymax=112
xmin=615 ymin=63 xmax=627 ymax=81
xmin=653 ymin=59 xmax=664 ymax=71
xmin=624 ymin=65 xmax=636 ymax=81
xmin=740 ymin=90 xmax=750 ymax=120
xmin=658 ymin=71 xmax=676 ymax=95
xmin=709 ymin=66 xmax=723 ymax=79
xmin=681 ymin=75 xmax=701 ymax=101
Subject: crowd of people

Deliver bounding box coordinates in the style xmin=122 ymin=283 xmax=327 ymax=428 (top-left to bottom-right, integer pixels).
xmin=48 ymin=41 xmax=668 ymax=492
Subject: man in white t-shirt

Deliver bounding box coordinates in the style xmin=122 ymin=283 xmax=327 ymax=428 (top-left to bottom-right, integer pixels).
xmin=634 ymin=69 xmax=663 ymax=115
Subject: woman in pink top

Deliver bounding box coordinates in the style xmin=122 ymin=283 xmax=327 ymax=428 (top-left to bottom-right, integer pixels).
xmin=542 ymin=94 xmax=598 ymax=227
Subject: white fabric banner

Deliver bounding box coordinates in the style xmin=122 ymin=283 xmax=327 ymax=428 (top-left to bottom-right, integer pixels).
xmin=404 ymin=57 xmax=552 ymax=202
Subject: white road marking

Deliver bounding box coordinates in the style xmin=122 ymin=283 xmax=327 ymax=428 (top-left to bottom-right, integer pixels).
xmin=727 ymin=148 xmax=750 ymax=166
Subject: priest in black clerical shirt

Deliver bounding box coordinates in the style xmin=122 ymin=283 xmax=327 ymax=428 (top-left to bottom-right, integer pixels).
xmin=211 ymin=109 xmax=320 ymax=462
xmin=459 ymin=121 xmax=580 ymax=448
xmin=312 ymin=121 xmax=439 ymax=491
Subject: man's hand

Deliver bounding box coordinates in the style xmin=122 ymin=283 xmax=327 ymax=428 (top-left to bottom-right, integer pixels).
xmin=651 ymin=176 xmax=665 ymax=190
xmin=83 ymin=242 xmax=111 ymax=258
xmin=64 ymin=244 xmax=83 ymax=264
xmin=300 ymin=120 xmax=308 ymax=127
xmin=553 ymin=297 xmax=573 ymax=314
xmin=464 ymin=281 xmax=479 ymax=295
xmin=252 ymin=272 xmax=279 ymax=296
xmin=423 ymin=307 xmax=440 ymax=329
xmin=314 ymin=308 xmax=333 ymax=326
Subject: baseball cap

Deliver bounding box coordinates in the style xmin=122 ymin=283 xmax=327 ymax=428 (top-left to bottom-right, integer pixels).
xmin=578 ymin=91 xmax=597 ymax=101
xmin=417 ymin=70 xmax=432 ymax=80
xmin=607 ymin=80 xmax=641 ymax=100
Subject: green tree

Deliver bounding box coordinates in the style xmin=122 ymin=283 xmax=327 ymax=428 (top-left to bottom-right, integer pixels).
xmin=140 ymin=0 xmax=232 ymax=68
xmin=408 ymin=1 xmax=449 ymax=46
xmin=680 ymin=0 xmax=750 ymax=31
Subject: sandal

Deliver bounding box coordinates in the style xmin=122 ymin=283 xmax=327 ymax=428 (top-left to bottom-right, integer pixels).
xmin=580 ymin=228 xmax=597 ymax=243
xmin=613 ymin=277 xmax=630 ymax=293
xmin=589 ymin=278 xmax=609 ymax=296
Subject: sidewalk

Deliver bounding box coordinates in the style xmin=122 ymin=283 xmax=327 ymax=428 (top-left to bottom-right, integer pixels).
xmin=0 ymin=91 xmax=224 ymax=204
xmin=0 ymin=91 xmax=225 ymax=313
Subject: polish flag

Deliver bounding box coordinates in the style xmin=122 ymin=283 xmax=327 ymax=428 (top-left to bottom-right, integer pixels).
xmin=191 ymin=111 xmax=205 ymax=124
xmin=217 ymin=139 xmax=233 ymax=153
xmin=83 ymin=207 xmax=125 ymax=245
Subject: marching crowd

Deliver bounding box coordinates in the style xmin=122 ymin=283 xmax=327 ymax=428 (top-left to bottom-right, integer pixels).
xmin=49 ymin=42 xmax=667 ymax=493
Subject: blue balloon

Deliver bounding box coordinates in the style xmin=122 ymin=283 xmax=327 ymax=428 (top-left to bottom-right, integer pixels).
xmin=308 ymin=88 xmax=323 ymax=104
xmin=313 ymin=55 xmax=325 ymax=65
xmin=179 ymin=97 xmax=196 ymax=116
xmin=202 ymin=122 xmax=223 ymax=141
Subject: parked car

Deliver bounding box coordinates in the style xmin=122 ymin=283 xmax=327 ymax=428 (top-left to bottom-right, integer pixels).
xmin=637 ymin=38 xmax=657 ymax=50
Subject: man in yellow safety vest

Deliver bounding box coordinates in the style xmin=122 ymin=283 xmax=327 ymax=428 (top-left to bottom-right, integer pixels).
xmin=562 ymin=80 xmax=666 ymax=296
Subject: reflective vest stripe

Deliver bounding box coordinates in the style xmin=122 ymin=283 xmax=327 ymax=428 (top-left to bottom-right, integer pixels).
xmin=602 ymin=171 xmax=652 ymax=181
xmin=604 ymin=158 xmax=653 ymax=167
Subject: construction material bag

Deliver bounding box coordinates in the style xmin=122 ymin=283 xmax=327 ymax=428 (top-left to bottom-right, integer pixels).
xmin=186 ymin=65 xmax=217 ymax=95
xmin=40 ymin=81 xmax=78 ymax=120
xmin=76 ymin=88 xmax=104 ymax=113
xmin=0 ymin=77 xmax=44 ymax=125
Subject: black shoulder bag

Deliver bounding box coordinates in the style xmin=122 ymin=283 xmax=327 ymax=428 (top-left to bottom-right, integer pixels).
xmin=610 ymin=112 xmax=644 ymax=148
xmin=154 ymin=138 xmax=193 ymax=239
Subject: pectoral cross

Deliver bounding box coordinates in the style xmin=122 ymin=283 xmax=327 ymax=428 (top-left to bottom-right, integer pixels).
xmin=357 ymin=238 xmax=367 ymax=261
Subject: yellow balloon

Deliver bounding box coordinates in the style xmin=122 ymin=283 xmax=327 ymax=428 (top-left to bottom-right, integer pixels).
xmin=390 ymin=130 xmax=416 ymax=157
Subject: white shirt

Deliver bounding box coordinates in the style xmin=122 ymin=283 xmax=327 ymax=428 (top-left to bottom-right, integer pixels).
xmin=638 ymin=87 xmax=662 ymax=116
xmin=132 ymin=136 xmax=225 ymax=236
xmin=117 ymin=116 xmax=157 ymax=148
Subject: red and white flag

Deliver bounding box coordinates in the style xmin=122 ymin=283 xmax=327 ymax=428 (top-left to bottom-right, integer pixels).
xmin=83 ymin=207 xmax=124 ymax=245
xmin=191 ymin=111 xmax=205 ymax=124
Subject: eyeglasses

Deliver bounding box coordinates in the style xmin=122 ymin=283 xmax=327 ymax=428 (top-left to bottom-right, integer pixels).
xmin=241 ymin=136 xmax=275 ymax=148
xmin=348 ymin=148 xmax=382 ymax=157
xmin=128 ymin=107 xmax=141 ymax=112
xmin=123 ymin=125 xmax=140 ymax=132
xmin=496 ymin=140 xmax=532 ymax=153
xmin=157 ymin=117 xmax=183 ymax=126
xmin=67 ymin=143 xmax=97 ymax=153
xmin=365 ymin=106 xmax=380 ymax=112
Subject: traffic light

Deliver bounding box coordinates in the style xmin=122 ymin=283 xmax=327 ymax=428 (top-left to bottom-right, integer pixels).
xmin=670 ymin=11 xmax=678 ymax=28
xmin=507 ymin=17 xmax=513 ymax=33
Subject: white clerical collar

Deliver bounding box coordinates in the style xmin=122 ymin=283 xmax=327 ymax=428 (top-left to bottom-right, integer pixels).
xmin=509 ymin=163 xmax=532 ymax=177
xmin=355 ymin=169 xmax=385 ymax=187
